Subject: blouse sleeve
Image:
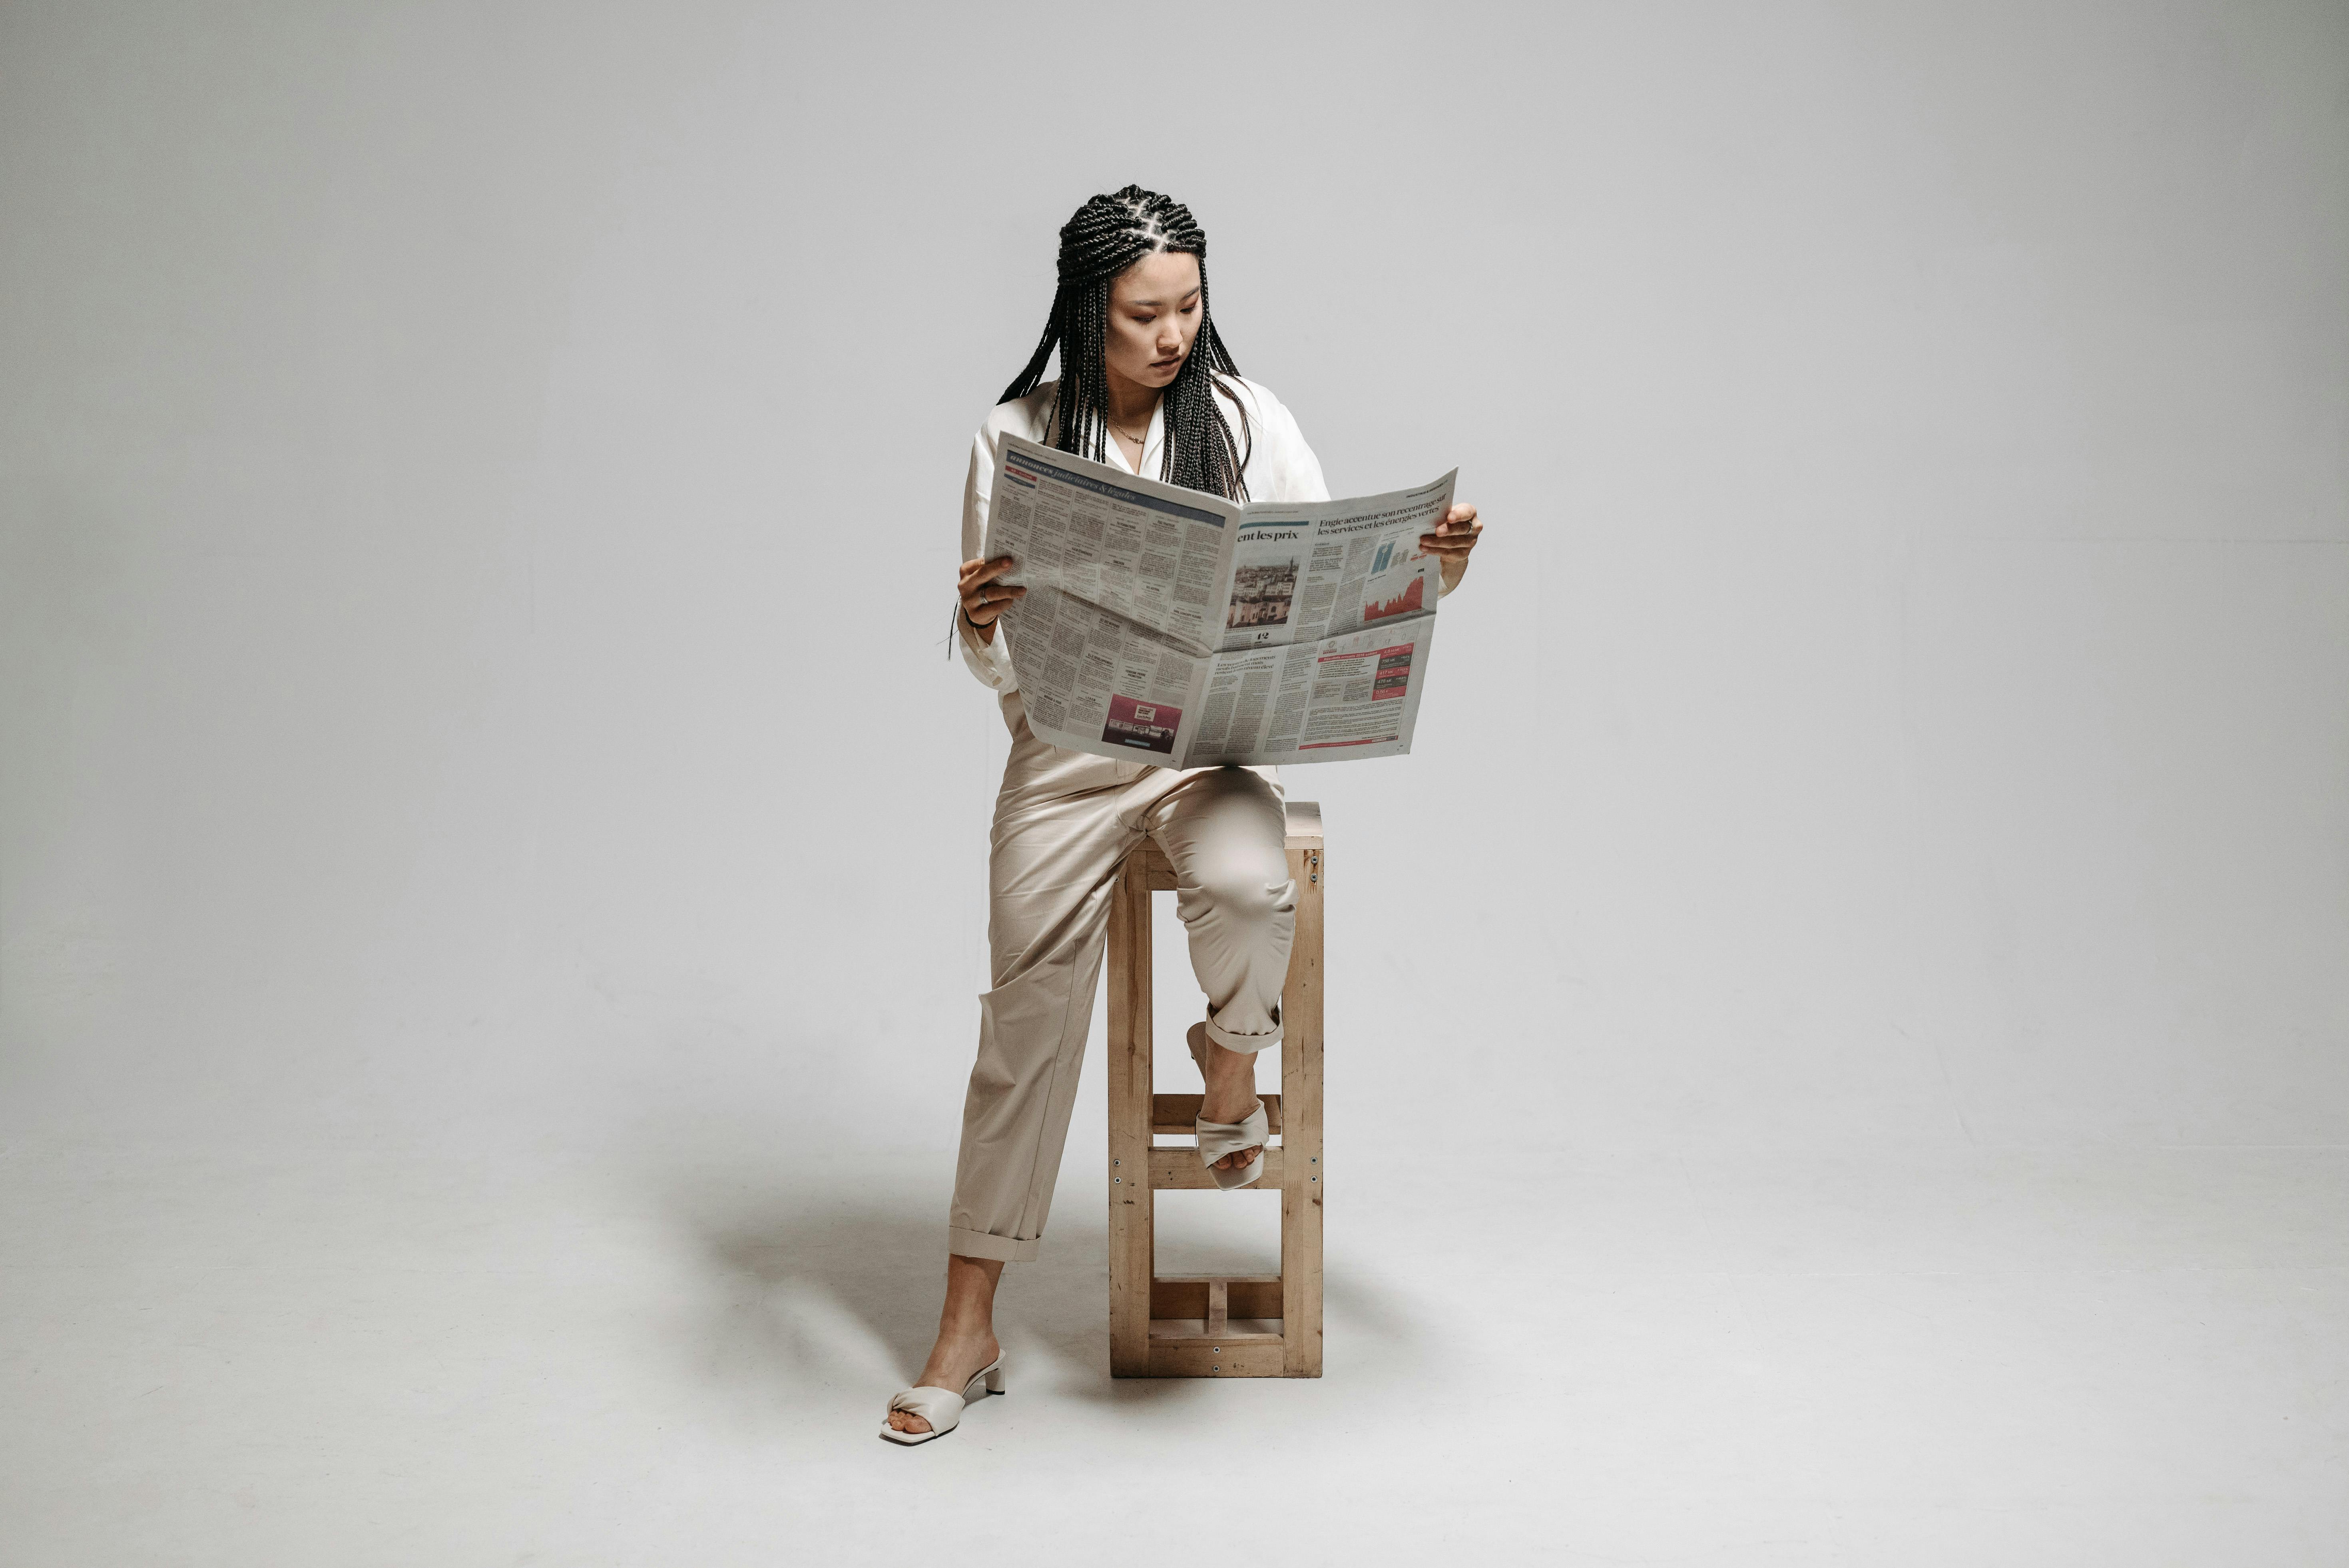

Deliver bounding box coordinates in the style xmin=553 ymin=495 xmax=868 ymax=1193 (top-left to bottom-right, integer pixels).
xmin=1257 ymin=387 xmax=1330 ymax=505
xmin=951 ymin=422 xmax=1020 ymax=692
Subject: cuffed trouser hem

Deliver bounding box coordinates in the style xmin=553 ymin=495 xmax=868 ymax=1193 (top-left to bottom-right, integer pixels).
xmin=948 ymin=1227 xmax=1040 ymax=1264
xmin=1204 ymin=1013 xmax=1282 ymax=1055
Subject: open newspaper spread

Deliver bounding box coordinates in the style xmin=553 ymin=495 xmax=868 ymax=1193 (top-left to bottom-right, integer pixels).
xmin=981 ymin=432 xmax=1456 ymax=767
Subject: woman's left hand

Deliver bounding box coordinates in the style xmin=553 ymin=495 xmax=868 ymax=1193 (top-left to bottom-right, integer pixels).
xmin=1421 ymin=502 xmax=1482 ymax=591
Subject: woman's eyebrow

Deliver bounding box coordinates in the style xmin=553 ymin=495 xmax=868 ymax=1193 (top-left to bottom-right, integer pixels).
xmin=1127 ymin=289 xmax=1203 ymax=310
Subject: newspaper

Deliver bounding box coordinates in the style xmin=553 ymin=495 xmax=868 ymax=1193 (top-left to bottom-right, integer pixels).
xmin=981 ymin=432 xmax=1455 ymax=767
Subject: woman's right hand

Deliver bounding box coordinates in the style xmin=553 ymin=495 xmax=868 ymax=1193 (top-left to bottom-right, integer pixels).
xmin=957 ymin=555 xmax=1024 ymax=643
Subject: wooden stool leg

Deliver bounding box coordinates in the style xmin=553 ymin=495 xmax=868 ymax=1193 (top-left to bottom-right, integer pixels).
xmin=1106 ymin=861 xmax=1153 ymax=1377
xmin=1281 ymin=835 xmax=1325 ymax=1377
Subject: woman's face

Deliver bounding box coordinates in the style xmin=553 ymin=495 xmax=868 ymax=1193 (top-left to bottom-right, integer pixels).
xmin=1102 ymin=250 xmax=1202 ymax=394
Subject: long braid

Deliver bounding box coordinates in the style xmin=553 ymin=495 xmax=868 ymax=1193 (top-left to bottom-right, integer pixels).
xmin=997 ymin=185 xmax=1254 ymax=500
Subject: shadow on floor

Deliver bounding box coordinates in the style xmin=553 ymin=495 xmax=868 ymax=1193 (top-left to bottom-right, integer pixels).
xmin=632 ymin=1149 xmax=1429 ymax=1415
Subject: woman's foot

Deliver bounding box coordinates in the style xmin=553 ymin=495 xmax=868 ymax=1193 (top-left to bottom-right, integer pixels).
xmin=1192 ymin=1024 xmax=1265 ymax=1174
xmin=885 ymin=1253 xmax=1005 ymax=1437
xmin=883 ymin=1327 xmax=1001 ymax=1437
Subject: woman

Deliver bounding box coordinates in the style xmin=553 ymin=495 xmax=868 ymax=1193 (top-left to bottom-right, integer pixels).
xmin=883 ymin=185 xmax=1484 ymax=1442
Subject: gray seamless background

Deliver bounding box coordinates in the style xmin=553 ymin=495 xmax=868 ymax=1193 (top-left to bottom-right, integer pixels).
xmin=3 ymin=3 xmax=2343 ymax=1163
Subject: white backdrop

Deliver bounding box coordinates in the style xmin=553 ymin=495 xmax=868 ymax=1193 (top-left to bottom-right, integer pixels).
xmin=4 ymin=0 xmax=2343 ymax=1172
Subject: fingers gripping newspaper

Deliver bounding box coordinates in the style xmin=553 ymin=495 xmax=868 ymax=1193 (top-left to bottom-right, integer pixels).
xmin=982 ymin=432 xmax=1456 ymax=767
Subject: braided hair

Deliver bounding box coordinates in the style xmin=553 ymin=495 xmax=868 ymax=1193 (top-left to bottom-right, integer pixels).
xmin=999 ymin=185 xmax=1253 ymax=500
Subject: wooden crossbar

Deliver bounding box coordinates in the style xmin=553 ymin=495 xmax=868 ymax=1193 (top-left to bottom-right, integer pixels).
xmin=1148 ymin=1146 xmax=1288 ymax=1189
xmin=1107 ymin=798 xmax=1324 ymax=1379
xmin=1150 ymin=1274 xmax=1283 ymax=1319
xmin=1152 ymin=1092 xmax=1284 ymax=1134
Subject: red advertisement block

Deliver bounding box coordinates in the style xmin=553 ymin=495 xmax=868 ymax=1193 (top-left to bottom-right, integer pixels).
xmin=1102 ymin=693 xmax=1179 ymax=755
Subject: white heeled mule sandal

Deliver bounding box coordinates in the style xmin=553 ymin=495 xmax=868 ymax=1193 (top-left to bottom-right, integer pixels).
xmin=879 ymin=1356 xmax=1004 ymax=1446
xmin=1185 ymin=1022 xmax=1268 ymax=1191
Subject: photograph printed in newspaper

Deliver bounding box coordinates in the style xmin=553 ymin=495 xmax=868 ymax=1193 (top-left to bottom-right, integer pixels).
xmin=980 ymin=432 xmax=1456 ymax=767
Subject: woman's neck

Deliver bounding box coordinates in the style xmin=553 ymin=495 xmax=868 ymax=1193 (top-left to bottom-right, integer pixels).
xmin=1100 ymin=367 xmax=1161 ymax=431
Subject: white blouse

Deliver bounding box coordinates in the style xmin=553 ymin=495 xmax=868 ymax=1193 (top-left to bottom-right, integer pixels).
xmin=951 ymin=376 xmax=1450 ymax=691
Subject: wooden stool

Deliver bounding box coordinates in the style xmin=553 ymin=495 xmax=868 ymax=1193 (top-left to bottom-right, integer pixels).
xmin=1106 ymin=798 xmax=1324 ymax=1378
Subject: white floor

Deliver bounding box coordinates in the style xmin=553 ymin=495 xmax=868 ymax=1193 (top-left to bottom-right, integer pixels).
xmin=2 ymin=1124 xmax=2344 ymax=1567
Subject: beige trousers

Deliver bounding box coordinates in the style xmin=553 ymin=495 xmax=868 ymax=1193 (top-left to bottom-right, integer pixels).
xmin=947 ymin=693 xmax=1297 ymax=1263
